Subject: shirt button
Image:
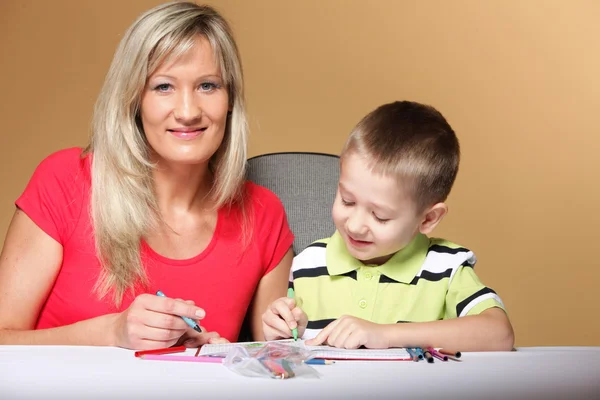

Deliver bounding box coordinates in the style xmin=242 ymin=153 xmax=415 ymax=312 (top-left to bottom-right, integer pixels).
xmin=359 ymin=299 xmax=367 ymax=309
xmin=365 ymin=272 xmax=372 ymax=280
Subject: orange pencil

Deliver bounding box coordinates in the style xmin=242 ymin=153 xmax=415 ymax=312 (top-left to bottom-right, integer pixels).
xmin=438 ymin=349 xmax=461 ymax=358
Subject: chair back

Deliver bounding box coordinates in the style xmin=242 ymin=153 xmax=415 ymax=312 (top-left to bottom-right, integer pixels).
xmin=246 ymin=152 xmax=340 ymax=254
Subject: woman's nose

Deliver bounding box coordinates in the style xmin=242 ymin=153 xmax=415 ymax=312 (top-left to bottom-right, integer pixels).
xmin=174 ymin=90 xmax=202 ymax=122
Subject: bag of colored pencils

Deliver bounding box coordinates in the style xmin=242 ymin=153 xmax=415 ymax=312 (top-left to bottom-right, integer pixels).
xmin=223 ymin=342 xmax=320 ymax=379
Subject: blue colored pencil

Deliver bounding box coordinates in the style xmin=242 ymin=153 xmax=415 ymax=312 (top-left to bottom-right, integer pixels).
xmin=304 ymin=359 xmax=335 ymax=365
xmin=413 ymin=347 xmax=425 ymax=360
xmin=406 ymin=348 xmax=419 ymax=362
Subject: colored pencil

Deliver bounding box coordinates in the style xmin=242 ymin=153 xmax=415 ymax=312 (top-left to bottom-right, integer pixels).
xmin=140 ymin=354 xmax=223 ymax=363
xmin=405 ymin=348 xmax=419 ymax=362
xmin=304 ymin=359 xmax=335 ymax=365
xmin=422 ymin=349 xmax=435 ymax=363
xmin=427 ymin=347 xmax=448 ymax=361
xmin=134 ymin=346 xmax=186 ymax=358
xmin=414 ymin=347 xmax=425 ymax=360
xmin=438 ymin=349 xmax=461 ymax=358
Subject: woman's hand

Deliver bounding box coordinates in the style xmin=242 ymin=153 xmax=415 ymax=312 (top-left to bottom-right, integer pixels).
xmin=262 ymin=297 xmax=308 ymax=341
xmin=112 ymin=293 xmax=208 ymax=350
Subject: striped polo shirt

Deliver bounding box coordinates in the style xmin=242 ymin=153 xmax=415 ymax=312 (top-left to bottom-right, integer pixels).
xmin=290 ymin=231 xmax=505 ymax=339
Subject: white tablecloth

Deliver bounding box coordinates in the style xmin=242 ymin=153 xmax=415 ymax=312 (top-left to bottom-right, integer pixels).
xmin=1 ymin=346 xmax=599 ymax=399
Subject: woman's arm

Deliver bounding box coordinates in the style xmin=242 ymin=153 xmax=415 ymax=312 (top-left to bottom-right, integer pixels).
xmin=0 ymin=209 xmax=210 ymax=349
xmin=0 ymin=208 xmax=114 ymax=345
xmin=248 ymin=248 xmax=294 ymax=341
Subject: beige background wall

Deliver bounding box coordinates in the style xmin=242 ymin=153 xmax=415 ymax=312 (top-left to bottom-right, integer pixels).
xmin=1 ymin=0 xmax=598 ymax=346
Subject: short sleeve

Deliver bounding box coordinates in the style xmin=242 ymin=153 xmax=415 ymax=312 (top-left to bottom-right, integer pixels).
xmin=445 ymin=264 xmax=506 ymax=319
xmin=248 ymin=183 xmax=294 ymax=276
xmin=15 ymin=148 xmax=87 ymax=245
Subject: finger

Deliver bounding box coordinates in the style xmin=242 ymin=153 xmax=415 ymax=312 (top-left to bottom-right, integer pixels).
xmin=174 ymin=298 xmax=196 ymax=306
xmin=136 ymin=324 xmax=187 ymax=343
xmin=331 ymin=324 xmax=354 ymax=349
xmin=183 ymin=331 xmax=220 ymax=347
xmin=270 ymin=300 xmax=298 ymax=329
xmin=269 ymin=298 xmax=296 ymax=314
xmin=208 ymin=337 xmax=229 ymax=344
xmin=292 ymin=308 xmax=308 ymax=337
xmin=344 ymin=330 xmax=366 ymax=350
xmin=262 ymin=311 xmax=294 ymax=338
xmin=326 ymin=317 xmax=355 ymax=348
xmin=136 ymin=309 xmax=190 ymax=331
xmin=145 ymin=294 xmax=206 ymax=320
xmin=306 ymin=319 xmax=339 ymax=346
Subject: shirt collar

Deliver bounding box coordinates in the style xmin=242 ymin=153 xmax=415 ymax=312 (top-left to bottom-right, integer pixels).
xmin=326 ymin=231 xmax=429 ymax=283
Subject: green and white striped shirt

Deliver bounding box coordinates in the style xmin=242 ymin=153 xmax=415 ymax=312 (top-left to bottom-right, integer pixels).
xmin=291 ymin=231 xmax=505 ymax=339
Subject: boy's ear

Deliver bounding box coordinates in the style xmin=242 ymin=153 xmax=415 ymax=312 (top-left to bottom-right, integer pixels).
xmin=418 ymin=202 xmax=448 ymax=235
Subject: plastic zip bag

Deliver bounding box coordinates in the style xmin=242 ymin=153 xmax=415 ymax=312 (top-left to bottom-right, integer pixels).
xmin=223 ymin=342 xmax=321 ymax=379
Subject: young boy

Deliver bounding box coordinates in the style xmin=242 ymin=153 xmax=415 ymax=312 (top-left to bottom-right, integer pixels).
xmin=262 ymin=101 xmax=514 ymax=351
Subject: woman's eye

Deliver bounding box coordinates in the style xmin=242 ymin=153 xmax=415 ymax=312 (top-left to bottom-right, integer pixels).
xmin=200 ymin=82 xmax=219 ymax=91
xmin=341 ymin=199 xmax=354 ymax=206
xmin=154 ymin=83 xmax=171 ymax=92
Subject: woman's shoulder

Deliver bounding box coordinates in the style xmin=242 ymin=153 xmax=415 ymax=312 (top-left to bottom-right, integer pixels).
xmin=243 ymin=181 xmax=285 ymax=210
xmin=34 ymin=147 xmax=89 ymax=177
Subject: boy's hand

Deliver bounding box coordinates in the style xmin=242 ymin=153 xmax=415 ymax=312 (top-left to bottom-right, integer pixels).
xmin=305 ymin=315 xmax=390 ymax=349
xmin=262 ymin=297 xmax=308 ymax=341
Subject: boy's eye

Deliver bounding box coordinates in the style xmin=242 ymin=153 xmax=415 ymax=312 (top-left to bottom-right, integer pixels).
xmin=373 ymin=214 xmax=389 ymax=223
xmin=341 ymin=199 xmax=354 ymax=206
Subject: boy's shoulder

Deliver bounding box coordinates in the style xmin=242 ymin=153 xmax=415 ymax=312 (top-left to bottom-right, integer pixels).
xmin=427 ymin=237 xmax=473 ymax=253
xmin=291 ymin=237 xmax=330 ymax=270
xmin=421 ymin=237 xmax=477 ymax=271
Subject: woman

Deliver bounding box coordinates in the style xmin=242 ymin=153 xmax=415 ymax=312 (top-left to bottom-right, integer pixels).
xmin=0 ymin=2 xmax=293 ymax=350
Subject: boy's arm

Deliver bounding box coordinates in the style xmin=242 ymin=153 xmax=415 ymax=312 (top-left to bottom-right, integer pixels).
xmin=385 ymin=261 xmax=514 ymax=351
xmin=306 ymin=307 xmax=513 ymax=351
xmin=383 ymin=307 xmax=514 ymax=351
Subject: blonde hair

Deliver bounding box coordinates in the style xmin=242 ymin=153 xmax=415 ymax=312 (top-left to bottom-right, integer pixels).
xmin=86 ymin=2 xmax=248 ymax=306
xmin=341 ymin=101 xmax=460 ymax=213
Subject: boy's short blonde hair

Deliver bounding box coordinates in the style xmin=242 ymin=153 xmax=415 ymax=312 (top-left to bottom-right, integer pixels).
xmin=341 ymin=101 xmax=460 ymax=212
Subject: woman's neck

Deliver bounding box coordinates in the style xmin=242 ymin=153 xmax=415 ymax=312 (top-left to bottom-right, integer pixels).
xmin=152 ymin=161 xmax=214 ymax=213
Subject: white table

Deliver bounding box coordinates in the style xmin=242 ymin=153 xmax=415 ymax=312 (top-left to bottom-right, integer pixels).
xmin=1 ymin=346 xmax=599 ymax=399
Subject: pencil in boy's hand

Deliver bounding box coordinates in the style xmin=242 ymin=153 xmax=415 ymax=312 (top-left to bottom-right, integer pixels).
xmin=287 ymin=287 xmax=298 ymax=341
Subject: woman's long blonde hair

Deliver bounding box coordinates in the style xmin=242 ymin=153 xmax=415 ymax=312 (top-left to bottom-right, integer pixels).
xmin=86 ymin=2 xmax=248 ymax=306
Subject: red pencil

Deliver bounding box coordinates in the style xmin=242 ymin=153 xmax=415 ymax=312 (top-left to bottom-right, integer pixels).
xmin=134 ymin=346 xmax=187 ymax=358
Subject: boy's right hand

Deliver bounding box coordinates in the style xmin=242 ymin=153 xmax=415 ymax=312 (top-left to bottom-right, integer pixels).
xmin=262 ymin=297 xmax=307 ymax=341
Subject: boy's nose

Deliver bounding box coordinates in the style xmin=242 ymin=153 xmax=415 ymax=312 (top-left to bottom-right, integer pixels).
xmin=346 ymin=213 xmax=368 ymax=237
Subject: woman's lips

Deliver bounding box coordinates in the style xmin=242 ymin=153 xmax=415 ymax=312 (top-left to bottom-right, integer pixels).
xmin=169 ymin=127 xmax=206 ymax=140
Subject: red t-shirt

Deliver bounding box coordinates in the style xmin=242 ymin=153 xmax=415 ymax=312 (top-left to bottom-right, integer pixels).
xmin=15 ymin=148 xmax=294 ymax=342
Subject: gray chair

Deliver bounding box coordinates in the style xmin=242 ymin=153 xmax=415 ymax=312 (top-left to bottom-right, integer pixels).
xmin=246 ymin=152 xmax=340 ymax=255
